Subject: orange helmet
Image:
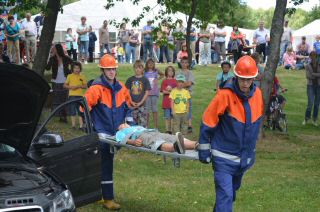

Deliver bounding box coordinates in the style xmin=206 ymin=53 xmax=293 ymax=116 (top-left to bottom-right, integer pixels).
xmin=234 ymin=56 xmax=258 ymax=78
xmin=99 ymin=54 xmax=118 ymax=69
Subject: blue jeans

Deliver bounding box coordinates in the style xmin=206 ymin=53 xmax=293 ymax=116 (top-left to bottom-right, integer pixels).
xmin=296 ymin=62 xmax=305 ymax=70
xmin=100 ymin=43 xmax=111 ymax=57
xmin=122 ymin=42 xmax=128 ymax=63
xmin=214 ymin=171 xmax=243 ymax=212
xmin=199 ymin=41 xmax=211 ymax=65
xmin=127 ymin=45 xmax=136 ymax=63
xmin=79 ymin=40 xmax=89 ymax=59
xmin=305 ymin=85 xmax=320 ymax=121
xmin=117 ymin=55 xmax=124 ymax=64
xmin=143 ymin=39 xmax=153 ymax=62
xmin=279 ymin=41 xmax=290 ymax=65
xmin=211 ymin=49 xmax=219 ymax=64
xmin=159 ymin=45 xmax=170 ymax=63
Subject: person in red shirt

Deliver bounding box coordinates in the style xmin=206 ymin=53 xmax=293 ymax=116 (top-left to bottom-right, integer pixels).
xmin=230 ymin=24 xmax=245 ymax=64
xmin=160 ymin=66 xmax=177 ymax=134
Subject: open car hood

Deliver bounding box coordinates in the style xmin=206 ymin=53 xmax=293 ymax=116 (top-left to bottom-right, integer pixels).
xmin=0 ymin=63 xmax=50 ymax=155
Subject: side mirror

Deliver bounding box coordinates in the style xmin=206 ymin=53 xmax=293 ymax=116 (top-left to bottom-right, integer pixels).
xmin=33 ymin=133 xmax=64 ymax=148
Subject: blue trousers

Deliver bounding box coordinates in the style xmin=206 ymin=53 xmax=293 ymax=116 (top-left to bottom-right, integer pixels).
xmin=305 ymin=85 xmax=320 ymax=121
xmin=100 ymin=142 xmax=114 ymax=200
xmin=143 ymin=40 xmax=153 ymax=62
xmin=213 ymin=171 xmax=243 ymax=212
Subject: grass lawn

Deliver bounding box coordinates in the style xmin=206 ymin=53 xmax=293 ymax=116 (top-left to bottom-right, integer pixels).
xmin=67 ymin=63 xmax=320 ymax=212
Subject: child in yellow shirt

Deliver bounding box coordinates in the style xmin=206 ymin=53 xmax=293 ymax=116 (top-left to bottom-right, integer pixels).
xmin=169 ymin=74 xmax=191 ymax=135
xmin=64 ymin=61 xmax=87 ymax=129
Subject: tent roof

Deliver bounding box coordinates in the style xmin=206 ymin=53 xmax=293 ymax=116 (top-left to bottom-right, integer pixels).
xmin=54 ymin=0 xmax=188 ymax=31
xmin=293 ymin=19 xmax=320 ymax=37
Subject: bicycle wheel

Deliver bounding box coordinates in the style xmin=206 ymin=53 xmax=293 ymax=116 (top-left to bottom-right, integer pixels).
xmin=277 ymin=114 xmax=288 ymax=132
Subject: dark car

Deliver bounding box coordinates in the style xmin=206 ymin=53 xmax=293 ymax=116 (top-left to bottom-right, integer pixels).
xmin=0 ymin=64 xmax=101 ymax=211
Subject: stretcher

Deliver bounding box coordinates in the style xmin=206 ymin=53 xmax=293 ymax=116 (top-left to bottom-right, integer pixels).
xmin=98 ymin=133 xmax=199 ymax=160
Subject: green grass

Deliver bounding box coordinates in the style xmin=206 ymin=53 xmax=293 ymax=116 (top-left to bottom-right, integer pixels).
xmin=63 ymin=63 xmax=320 ymax=212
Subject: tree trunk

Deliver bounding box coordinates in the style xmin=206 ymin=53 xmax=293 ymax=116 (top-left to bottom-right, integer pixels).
xmin=259 ymin=0 xmax=287 ymax=138
xmin=186 ymin=0 xmax=197 ymax=66
xmin=33 ymin=0 xmax=61 ymax=76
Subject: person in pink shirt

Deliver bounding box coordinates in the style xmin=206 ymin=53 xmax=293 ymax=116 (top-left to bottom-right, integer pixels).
xmin=177 ymin=43 xmax=188 ymax=68
xmin=283 ymin=46 xmax=296 ymax=70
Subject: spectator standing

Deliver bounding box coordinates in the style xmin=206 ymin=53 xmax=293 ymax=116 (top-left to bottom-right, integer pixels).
xmin=142 ymin=20 xmax=154 ymax=62
xmin=118 ymin=23 xmax=130 ymax=63
xmin=5 ymin=15 xmax=20 ymax=64
xmin=125 ymin=60 xmax=151 ymax=127
xmin=198 ymin=24 xmax=211 ymax=66
xmin=65 ymin=28 xmax=78 ymax=61
xmin=279 ymin=20 xmax=292 ymax=65
xmin=251 ymin=52 xmax=264 ymax=87
xmin=253 ymin=21 xmax=269 ymax=63
xmin=21 ymin=13 xmax=37 ymax=64
xmin=34 ymin=11 xmax=44 ymax=39
xmin=158 ymin=20 xmax=171 ymax=63
xmin=76 ymin=16 xmax=90 ymax=64
xmin=214 ymin=20 xmax=227 ymax=63
xmin=63 ymin=61 xmax=87 ymax=129
xmin=173 ymin=19 xmax=186 ymax=63
xmin=99 ymin=20 xmax=110 ymax=57
xmin=188 ymin=25 xmax=197 ymax=66
xmin=127 ymin=31 xmax=139 ymax=63
xmin=45 ymin=44 xmax=73 ymax=123
xmin=160 ymin=66 xmax=177 ymax=134
xmin=144 ymin=58 xmax=164 ymax=129
xmin=116 ymin=43 xmax=125 ymax=64
xmin=88 ymin=26 xmax=97 ymax=63
xmin=303 ymin=51 xmax=320 ymax=126
xmin=170 ymin=74 xmax=191 ymax=135
xmin=230 ymin=24 xmax=245 ymax=64
xmin=176 ymin=57 xmax=195 ymax=133
xmin=313 ymin=35 xmax=320 ymax=62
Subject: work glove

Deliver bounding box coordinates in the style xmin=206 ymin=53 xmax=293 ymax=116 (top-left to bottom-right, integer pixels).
xmin=198 ymin=149 xmax=211 ymax=164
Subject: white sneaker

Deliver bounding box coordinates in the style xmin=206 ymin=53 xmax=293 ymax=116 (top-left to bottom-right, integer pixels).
xmin=84 ymin=61 xmax=88 ymax=64
xmin=312 ymin=120 xmax=318 ymax=127
xmin=302 ymin=119 xmax=309 ymax=125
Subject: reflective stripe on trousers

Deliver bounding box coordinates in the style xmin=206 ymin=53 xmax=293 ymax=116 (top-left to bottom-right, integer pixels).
xmin=212 ymin=149 xmax=241 ymax=163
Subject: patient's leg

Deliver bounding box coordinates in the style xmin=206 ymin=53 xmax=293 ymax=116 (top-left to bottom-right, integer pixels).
xmin=184 ymin=138 xmax=197 ymax=150
xmin=159 ymin=143 xmax=175 ymax=152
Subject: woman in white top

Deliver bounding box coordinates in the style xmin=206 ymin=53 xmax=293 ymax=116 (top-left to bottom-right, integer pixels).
xmin=45 ymin=44 xmax=73 ymax=122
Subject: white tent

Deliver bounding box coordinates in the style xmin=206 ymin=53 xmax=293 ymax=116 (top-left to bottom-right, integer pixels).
xmin=293 ymin=19 xmax=320 ymax=50
xmin=52 ymin=0 xmax=188 ymax=42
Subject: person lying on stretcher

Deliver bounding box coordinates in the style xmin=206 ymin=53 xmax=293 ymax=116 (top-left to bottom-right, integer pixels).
xmin=116 ymin=124 xmax=198 ymax=154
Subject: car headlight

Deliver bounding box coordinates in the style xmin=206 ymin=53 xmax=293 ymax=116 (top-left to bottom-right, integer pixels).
xmin=51 ymin=190 xmax=75 ymax=212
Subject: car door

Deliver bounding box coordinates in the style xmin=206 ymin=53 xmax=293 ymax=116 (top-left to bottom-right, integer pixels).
xmin=28 ymin=98 xmax=101 ymax=207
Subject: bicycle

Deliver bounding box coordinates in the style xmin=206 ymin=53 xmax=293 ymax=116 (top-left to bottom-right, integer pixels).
xmin=265 ymin=89 xmax=288 ymax=132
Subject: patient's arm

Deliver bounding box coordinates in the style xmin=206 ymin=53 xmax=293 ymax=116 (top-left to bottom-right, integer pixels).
xmin=127 ymin=138 xmax=143 ymax=147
